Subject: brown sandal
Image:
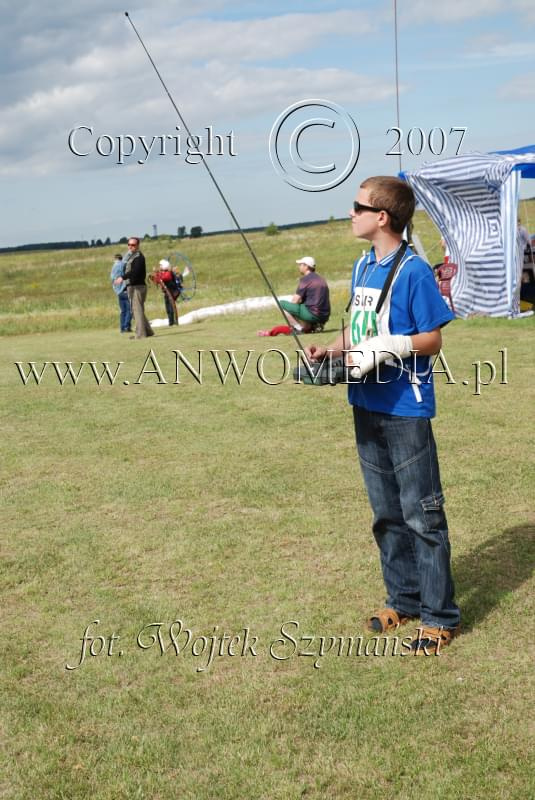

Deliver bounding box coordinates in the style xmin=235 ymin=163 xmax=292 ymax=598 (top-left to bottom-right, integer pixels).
xmin=366 ymin=608 xmax=415 ymax=633
xmin=409 ymin=625 xmax=460 ymax=655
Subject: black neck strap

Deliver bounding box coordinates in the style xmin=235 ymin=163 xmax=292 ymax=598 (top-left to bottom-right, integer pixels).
xmin=346 ymin=240 xmax=408 ymax=313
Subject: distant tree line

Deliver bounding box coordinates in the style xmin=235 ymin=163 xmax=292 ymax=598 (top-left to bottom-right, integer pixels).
xmin=0 ymin=241 xmax=91 ymax=254
xmin=0 ymin=217 xmax=345 ymax=253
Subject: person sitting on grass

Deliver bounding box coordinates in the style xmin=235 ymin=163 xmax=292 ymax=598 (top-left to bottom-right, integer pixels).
xmin=257 ymin=256 xmax=330 ymax=336
xmin=306 ymin=176 xmax=461 ymax=655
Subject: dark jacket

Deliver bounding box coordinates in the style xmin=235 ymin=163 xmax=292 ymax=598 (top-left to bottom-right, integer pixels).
xmin=123 ymin=250 xmax=146 ymax=286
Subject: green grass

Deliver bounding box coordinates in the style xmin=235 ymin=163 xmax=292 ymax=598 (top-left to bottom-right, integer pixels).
xmin=1 ymin=217 xmax=534 ymax=799
xmin=2 ymin=197 xmax=534 ymax=337
xmin=0 ymin=223 xmax=357 ymax=336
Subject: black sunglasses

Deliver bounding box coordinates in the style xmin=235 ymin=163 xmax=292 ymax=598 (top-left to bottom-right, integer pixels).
xmin=353 ymin=201 xmax=397 ymax=220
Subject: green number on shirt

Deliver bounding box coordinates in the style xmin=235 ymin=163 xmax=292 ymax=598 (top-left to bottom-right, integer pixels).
xmin=351 ymin=309 xmax=378 ymax=346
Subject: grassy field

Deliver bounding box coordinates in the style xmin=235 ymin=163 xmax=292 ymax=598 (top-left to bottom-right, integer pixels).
xmin=1 ymin=214 xmax=534 ymax=799
xmin=2 ymin=197 xmax=534 ymax=337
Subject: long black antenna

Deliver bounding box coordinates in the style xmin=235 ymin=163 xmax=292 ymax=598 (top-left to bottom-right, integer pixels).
xmin=393 ymin=0 xmax=402 ymax=174
xmin=124 ymin=11 xmax=306 ymax=351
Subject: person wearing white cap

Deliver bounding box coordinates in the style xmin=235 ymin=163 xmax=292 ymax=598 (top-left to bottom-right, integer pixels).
xmin=279 ymin=256 xmax=330 ymax=332
xmin=151 ymin=258 xmax=183 ymax=326
xmin=257 ymin=256 xmax=330 ymax=336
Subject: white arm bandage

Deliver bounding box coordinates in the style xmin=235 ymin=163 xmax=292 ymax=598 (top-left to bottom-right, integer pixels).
xmin=348 ymin=334 xmax=413 ymax=379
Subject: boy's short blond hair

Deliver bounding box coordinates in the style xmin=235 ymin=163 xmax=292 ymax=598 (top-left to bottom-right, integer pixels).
xmin=361 ymin=176 xmax=415 ymax=234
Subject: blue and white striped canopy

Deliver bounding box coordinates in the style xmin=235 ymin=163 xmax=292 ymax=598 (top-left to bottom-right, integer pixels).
xmin=403 ymin=148 xmax=535 ymax=317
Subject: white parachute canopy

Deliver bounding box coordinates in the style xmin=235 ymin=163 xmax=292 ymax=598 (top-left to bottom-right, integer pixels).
xmin=403 ymin=147 xmax=535 ymax=318
xmin=150 ymin=295 xmax=292 ymax=327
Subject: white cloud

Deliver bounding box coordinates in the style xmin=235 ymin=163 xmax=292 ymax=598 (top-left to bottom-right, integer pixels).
xmin=0 ymin=59 xmax=396 ymax=177
xmin=0 ymin=6 xmax=390 ymax=177
xmin=402 ymin=0 xmax=505 ymax=23
xmin=498 ymin=73 xmax=535 ymax=101
xmin=153 ymin=10 xmax=375 ymax=64
xmin=5 ymin=1 xmax=532 ymax=246
xmin=510 ymin=0 xmax=535 ymax=23
xmin=402 ymin=0 xmax=535 ymax=24
xmin=195 ymin=63 xmax=394 ymax=113
xmin=464 ymin=37 xmax=535 ymax=63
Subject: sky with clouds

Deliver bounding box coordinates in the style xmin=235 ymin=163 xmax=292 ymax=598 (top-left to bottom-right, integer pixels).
xmin=1 ymin=0 xmax=534 ymax=247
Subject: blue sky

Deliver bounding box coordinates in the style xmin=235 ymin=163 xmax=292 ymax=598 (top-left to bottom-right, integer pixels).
xmin=1 ymin=0 xmax=534 ymax=247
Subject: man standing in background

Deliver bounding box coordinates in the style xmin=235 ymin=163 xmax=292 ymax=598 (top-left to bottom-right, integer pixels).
xmin=115 ymin=237 xmax=154 ymax=339
xmin=110 ymin=253 xmax=132 ymax=333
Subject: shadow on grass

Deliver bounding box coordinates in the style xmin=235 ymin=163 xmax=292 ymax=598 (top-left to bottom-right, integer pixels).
xmin=453 ymin=522 xmax=535 ymax=631
xmin=151 ymin=326 xmax=205 ymax=337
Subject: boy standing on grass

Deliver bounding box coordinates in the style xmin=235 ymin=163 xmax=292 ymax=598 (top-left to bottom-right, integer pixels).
xmin=306 ymin=176 xmax=460 ymax=654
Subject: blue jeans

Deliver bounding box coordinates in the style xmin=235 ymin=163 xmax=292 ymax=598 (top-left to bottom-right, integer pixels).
xmin=353 ymin=407 xmax=460 ymax=629
xmin=118 ymin=291 xmax=132 ymax=332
